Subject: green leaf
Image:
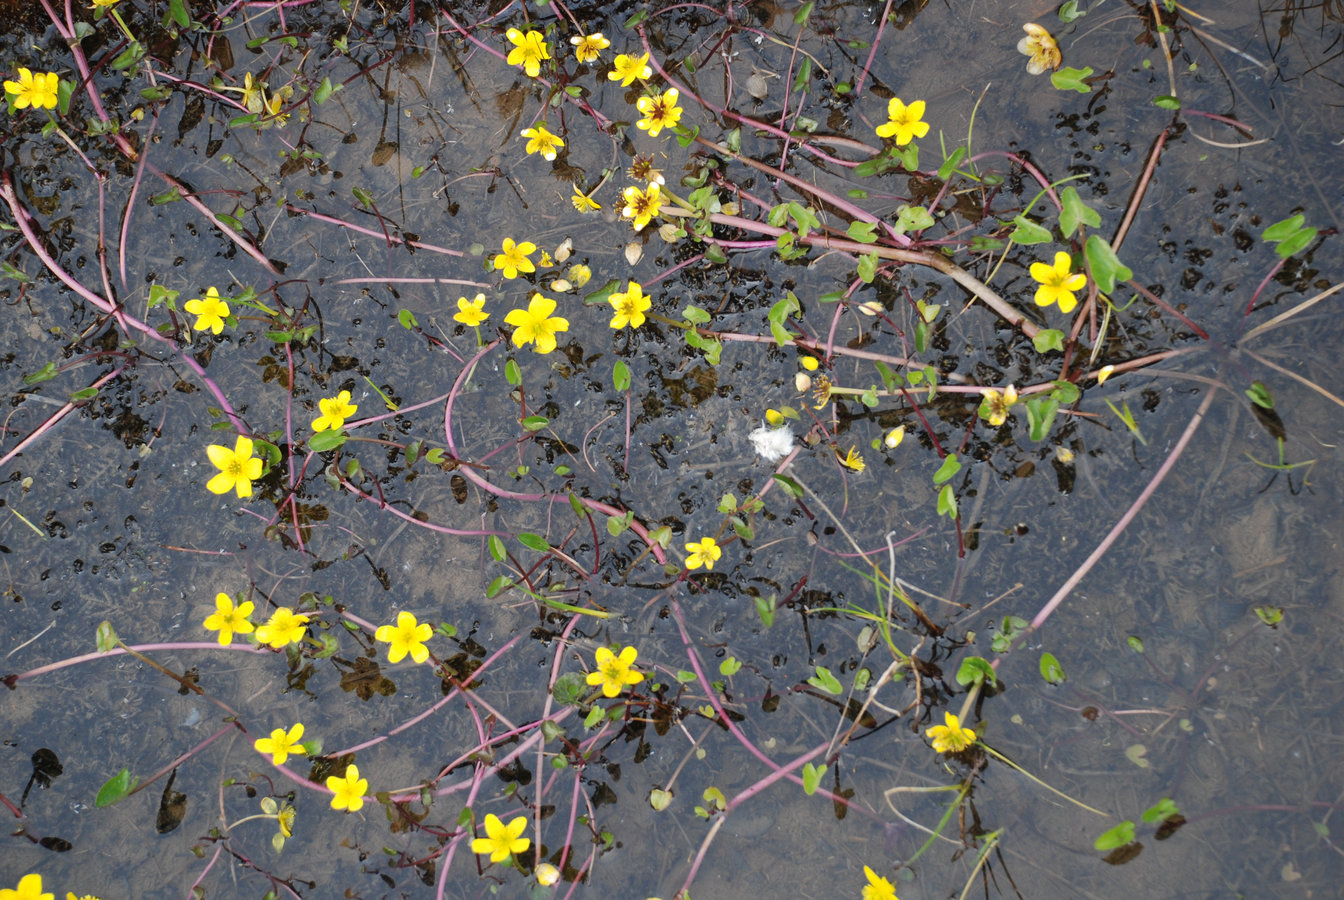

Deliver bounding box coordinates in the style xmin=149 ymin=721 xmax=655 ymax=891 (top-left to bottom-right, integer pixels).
xmin=772 ymin=474 xmax=804 ymax=498
xmin=1153 ymin=94 xmax=1181 ymax=110
xmin=352 ymin=186 xmax=374 ymax=209
xmin=1 ymin=261 xmax=32 ymax=283
xmin=932 ymin=453 xmax=961 ymax=485
xmin=802 ymin=762 xmax=825 ymax=795
xmin=23 ymin=362 xmax=58 ymax=385
xmin=807 ymin=665 xmax=843 ymax=695
xmin=1262 ymin=214 xmax=1306 ymax=242
xmin=1039 ymin=651 xmax=1066 ymax=684
xmin=990 ymin=616 xmax=1029 ymax=653
xmin=682 ymin=304 xmax=711 ymax=325
xmin=768 ymin=292 xmax=801 ymax=347
xmin=857 ymin=251 xmax=879 ymax=283
xmin=485 ymin=575 xmax=512 ymax=598
xmin=96 ymin=621 xmax=119 ymax=652
xmin=1033 ymin=329 xmax=1065 ymax=354
xmin=1025 ymin=396 xmax=1060 ymax=441
xmin=1058 ymin=0 xmax=1084 ymax=22
xmin=1049 ymin=380 xmax=1081 ymax=404
xmin=68 ymin=386 xmax=98 ymax=402
xmin=793 ymin=0 xmax=814 ymax=24
xmin=505 ymin=359 xmax=521 ymax=386
xmin=581 ymin=278 xmax=621 ymax=307
xmin=1010 ymin=214 xmax=1053 ymax=245
xmin=846 ymin=220 xmax=879 ymax=243
xmin=96 ymin=768 xmax=138 ymax=807
xmin=1052 ymin=66 xmax=1094 ymax=93
xmin=308 ymin=430 xmax=347 ymax=452
xmin=893 ymin=204 xmax=935 ymax=235
xmin=397 ymin=309 xmax=419 ymax=330
xmin=520 ymin=415 xmax=549 ymax=432
xmin=1094 ymin=820 xmax=1136 ymax=851
xmin=936 ymin=484 xmax=958 ymax=518
xmin=1141 ymin=798 xmax=1180 ymax=823
xmin=1262 ymin=214 xmax=1317 ymax=258
xmin=314 ymin=77 xmax=336 ymax=105
xmin=613 ymin=360 xmax=631 ymax=392
xmin=1274 ymin=227 xmax=1317 ymax=258
xmin=955 ymin=656 xmax=997 ymax=688
xmin=517 ymin=532 xmax=550 ymax=552
xmin=937 ymin=146 xmax=967 ymax=181
xmin=551 ymin=671 xmax=587 ymax=705
xmin=1084 ymin=234 xmax=1132 ymax=294
xmin=719 ymin=656 xmax=742 ymax=676
xmin=1254 ymin=605 xmax=1284 ymax=626
xmin=168 ymin=0 xmax=190 ymax=28
xmin=754 ymin=593 xmax=776 ymax=628
xmin=487 ymin=535 xmax=506 ymax=562
xmin=1127 ymin=635 xmax=1145 ymax=653
xmin=894 ymin=143 xmax=919 ymax=172
xmin=1059 ymin=187 xmax=1101 ymax=238
xmin=791 ymin=57 xmax=812 ymax=93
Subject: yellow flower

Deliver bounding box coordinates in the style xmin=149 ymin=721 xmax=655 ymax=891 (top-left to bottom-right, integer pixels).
xmin=239 ymin=72 xmax=263 ymax=113
xmin=90 ymin=0 xmax=119 ymax=6
xmin=800 ymin=355 xmax=819 ymax=371
xmin=684 ymin=536 xmax=722 ymax=570
xmin=608 ymin=52 xmax=652 ymax=86
xmin=494 ymin=238 xmax=536 ymax=279
xmin=254 ymin=722 xmax=305 ymax=765
xmin=839 ymin=445 xmax=865 ymax=472
xmin=884 ymin=426 xmax=905 ymax=449
xmin=375 ymin=610 xmax=434 ymax=664
xmin=203 ymin=592 xmax=254 ymax=645
xmin=255 ymin=607 xmax=309 ymax=649
xmin=609 ymin=282 xmax=652 ymax=330
xmin=326 ymin=764 xmax=369 ymax=812
xmin=569 ymin=264 xmax=592 ymax=287
xmin=627 ymin=155 xmax=665 ymax=186
xmin=535 ymin=863 xmax=560 ymax=886
xmin=926 ymin=710 xmax=977 ymax=754
xmin=0 ymin=874 xmax=52 ymax=900
xmin=979 ymin=385 xmax=1018 ymax=427
xmin=586 ymin=645 xmax=644 ymax=697
xmin=506 ymin=28 xmax=550 ymax=78
xmin=261 ymin=87 xmax=289 ymax=126
xmin=521 ymin=123 xmax=564 ymax=161
xmin=454 ymin=293 xmax=489 ymax=326
xmin=312 ymin=389 xmax=358 ymax=432
xmin=66 ymin=894 xmax=102 ymax=900
xmin=621 ymin=182 xmax=663 ymax=232
xmin=571 ymin=185 xmax=601 ymax=213
xmin=184 ymin=286 xmax=230 ymax=334
xmin=471 ymin=813 xmax=530 ymax=862
xmin=635 ymin=88 xmax=682 ymax=137
xmin=205 ymin=435 xmax=264 ymax=498
xmin=1030 ymin=251 xmax=1088 ymax=313
xmin=504 ymin=293 xmax=569 ymax=354
xmin=3 ymin=68 xmax=60 ymax=111
xmin=862 ymin=865 xmax=898 ymax=900
xmin=874 ymin=97 xmax=929 ymax=146
xmin=275 ymin=801 xmax=296 ymax=837
xmin=764 ymin=408 xmax=785 ymax=426
xmin=569 ymin=32 xmax=610 ymax=63
xmin=538 ymin=250 xmax=553 ymax=268
xmin=1018 ymin=23 xmax=1062 ymax=75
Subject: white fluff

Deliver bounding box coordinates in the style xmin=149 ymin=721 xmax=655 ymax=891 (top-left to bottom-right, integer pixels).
xmin=749 ymin=423 xmax=794 ymax=462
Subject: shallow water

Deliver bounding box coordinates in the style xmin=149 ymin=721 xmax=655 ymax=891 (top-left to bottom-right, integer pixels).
xmin=2 ymin=1 xmax=1342 ymax=898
